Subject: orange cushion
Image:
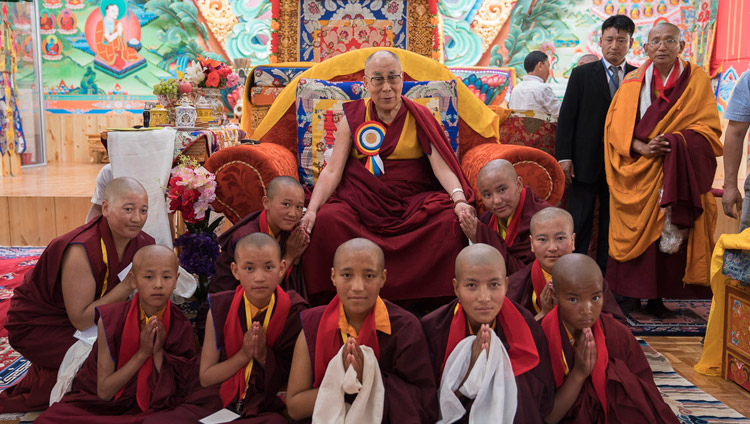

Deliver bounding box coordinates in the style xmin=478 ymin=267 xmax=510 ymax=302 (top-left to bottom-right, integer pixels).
xmin=461 ymin=143 xmax=565 ymax=210
xmin=203 ymin=143 xmax=298 ymax=223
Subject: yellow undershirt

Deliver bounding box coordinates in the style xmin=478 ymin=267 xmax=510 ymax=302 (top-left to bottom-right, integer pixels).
xmin=338 ymin=296 xmax=392 ymax=343
xmin=241 ymin=293 xmax=275 ymax=399
xmin=138 ymin=304 xmax=166 ymax=330
xmin=531 ymin=268 xmax=554 ymax=313
xmin=351 ymin=99 xmax=423 ymax=161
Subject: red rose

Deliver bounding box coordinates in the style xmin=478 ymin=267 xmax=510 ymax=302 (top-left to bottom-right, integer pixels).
xmin=206 ymin=71 xmax=221 ymax=88
xmin=218 ymin=66 xmax=232 ymax=77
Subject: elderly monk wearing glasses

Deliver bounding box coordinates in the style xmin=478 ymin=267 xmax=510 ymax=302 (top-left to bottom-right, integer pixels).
xmin=298 ymin=50 xmax=475 ymax=305
xmin=603 ymin=22 xmax=723 ymax=318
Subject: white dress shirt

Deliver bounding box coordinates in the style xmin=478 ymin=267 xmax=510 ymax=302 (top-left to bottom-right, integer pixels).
xmin=509 ymin=75 xmax=561 ymax=117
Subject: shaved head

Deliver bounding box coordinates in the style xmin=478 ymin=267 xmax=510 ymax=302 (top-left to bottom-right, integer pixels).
xmin=235 ymin=232 xmax=281 ymax=261
xmin=477 ymin=159 xmax=517 ymax=184
xmin=333 ymin=238 xmax=385 ymax=271
xmin=648 ymin=21 xmax=681 ymax=40
xmin=365 ymin=50 xmax=400 ymax=69
xmin=266 ymin=175 xmax=303 ymax=199
xmin=103 ymin=177 xmax=147 ymax=204
xmin=577 ymin=54 xmax=599 ymax=67
xmin=551 ymin=253 xmax=602 ymax=292
xmin=530 ymin=207 xmax=574 ymax=235
xmin=132 ymin=244 xmax=178 ymax=272
xmin=455 ymin=243 xmax=507 ymax=281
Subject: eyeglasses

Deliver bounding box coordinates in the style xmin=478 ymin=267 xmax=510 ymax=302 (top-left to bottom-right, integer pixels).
xmin=648 ymin=39 xmax=680 ymax=47
xmin=365 ymin=74 xmax=403 ymax=87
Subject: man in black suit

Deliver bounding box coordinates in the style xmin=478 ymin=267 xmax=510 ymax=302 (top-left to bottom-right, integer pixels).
xmin=555 ymin=15 xmax=636 ymax=283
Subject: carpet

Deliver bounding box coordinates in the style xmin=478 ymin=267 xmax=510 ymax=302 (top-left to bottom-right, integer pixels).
xmin=627 ymin=299 xmax=711 ymax=336
xmin=642 ymin=340 xmax=750 ymax=423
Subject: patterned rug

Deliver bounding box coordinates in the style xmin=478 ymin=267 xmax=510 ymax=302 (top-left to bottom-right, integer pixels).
xmin=627 ymin=299 xmax=711 ymax=336
xmin=643 ymin=340 xmax=750 ymax=423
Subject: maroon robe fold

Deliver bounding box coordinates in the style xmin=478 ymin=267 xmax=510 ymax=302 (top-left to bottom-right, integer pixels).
xmin=300 ymin=299 xmax=439 ymax=423
xmin=302 ymin=97 xmax=473 ymax=302
xmin=1 ymin=216 xmax=154 ymax=412
xmin=421 ymin=298 xmax=555 ymax=424
xmin=476 ymin=186 xmax=550 ymax=275
xmin=607 ymin=63 xmax=714 ymax=299
xmin=540 ymin=311 xmax=679 ymax=423
xmin=507 ymin=262 xmax=626 ymax=324
xmin=35 ymin=300 xmax=199 ymax=423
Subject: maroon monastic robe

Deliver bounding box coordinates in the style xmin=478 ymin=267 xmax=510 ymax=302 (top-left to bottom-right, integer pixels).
xmin=300 ymin=299 xmax=439 ymax=423
xmin=1 ymin=216 xmax=154 ymax=412
xmin=476 ymin=186 xmax=550 ymax=275
xmin=421 ymin=298 xmax=555 ymax=423
xmin=301 ymin=97 xmax=473 ymax=302
xmin=540 ymin=309 xmax=679 ymax=423
xmin=606 ymin=63 xmax=716 ymax=299
xmin=35 ymin=299 xmax=200 ymax=423
xmin=507 ymin=261 xmax=626 ymax=324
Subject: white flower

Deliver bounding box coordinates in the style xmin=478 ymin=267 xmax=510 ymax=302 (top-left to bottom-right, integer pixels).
xmin=186 ymin=61 xmax=206 ymax=84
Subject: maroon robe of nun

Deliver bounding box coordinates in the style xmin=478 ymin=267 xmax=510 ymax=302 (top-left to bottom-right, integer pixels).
xmin=507 ymin=260 xmax=626 ymax=324
xmin=421 ymin=297 xmax=555 ymax=423
xmin=302 ymin=97 xmax=473 ymax=302
xmin=300 ymin=297 xmax=439 ymax=423
xmin=540 ymin=307 xmax=679 ymax=423
xmin=152 ymin=286 xmax=308 ymax=423
xmin=35 ymin=297 xmax=200 ymax=423
xmin=606 ymin=62 xmax=717 ymax=299
xmin=475 ymin=186 xmax=550 ymax=275
xmin=1 ymin=215 xmax=154 ymax=412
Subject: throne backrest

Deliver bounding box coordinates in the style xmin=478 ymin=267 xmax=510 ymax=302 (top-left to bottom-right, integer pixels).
xmin=271 ymin=0 xmax=439 ymax=63
xmin=294 ymin=78 xmax=459 ymax=186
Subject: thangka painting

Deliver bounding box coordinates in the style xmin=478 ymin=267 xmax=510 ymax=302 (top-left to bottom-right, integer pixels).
xmin=38 ymin=0 xmax=720 ymax=113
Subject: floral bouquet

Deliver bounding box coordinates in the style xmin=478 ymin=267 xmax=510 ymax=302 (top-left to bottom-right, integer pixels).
xmin=185 ymin=55 xmax=240 ymax=90
xmin=167 ymin=155 xmax=223 ymax=302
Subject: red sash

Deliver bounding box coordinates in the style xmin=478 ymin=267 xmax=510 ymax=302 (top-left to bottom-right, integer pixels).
xmin=115 ymin=294 xmax=172 ymax=411
xmin=541 ymin=306 xmax=608 ymax=420
xmin=530 ymin=260 xmax=548 ymax=312
xmin=652 ymin=61 xmax=680 ymax=102
xmin=313 ymin=295 xmax=381 ymax=388
xmin=441 ymin=298 xmax=540 ymax=377
xmin=219 ymin=284 xmax=291 ymax=407
xmin=488 ymin=187 xmax=526 ymax=248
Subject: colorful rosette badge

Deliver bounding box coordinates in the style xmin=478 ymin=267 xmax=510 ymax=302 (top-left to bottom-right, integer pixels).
xmin=355 ymin=120 xmax=386 ymax=176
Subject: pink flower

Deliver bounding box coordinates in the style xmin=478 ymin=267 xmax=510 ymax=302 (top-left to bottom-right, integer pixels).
xmin=226 ymin=73 xmax=240 ymax=88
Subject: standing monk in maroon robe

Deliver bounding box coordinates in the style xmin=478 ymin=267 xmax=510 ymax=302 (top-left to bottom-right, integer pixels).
xmin=461 ymin=159 xmax=550 ymax=275
xmin=298 ymin=50 xmax=475 ymax=303
xmin=36 ymin=246 xmax=199 ymax=423
xmin=421 ymin=244 xmax=555 ymax=423
xmin=2 ymin=177 xmax=154 ymax=412
xmin=542 ymin=254 xmax=679 ymax=423
xmin=604 ymin=22 xmax=723 ymax=317
xmin=286 ymin=238 xmax=438 ymax=423
xmin=167 ymin=233 xmax=308 ymax=423
xmin=507 ymin=207 xmax=624 ymax=323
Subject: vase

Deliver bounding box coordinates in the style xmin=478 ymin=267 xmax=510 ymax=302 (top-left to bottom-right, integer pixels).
xmin=192 ymin=88 xmax=223 ymax=125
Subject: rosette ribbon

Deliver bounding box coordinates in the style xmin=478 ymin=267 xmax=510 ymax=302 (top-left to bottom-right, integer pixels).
xmin=354 ymin=120 xmax=386 ymax=176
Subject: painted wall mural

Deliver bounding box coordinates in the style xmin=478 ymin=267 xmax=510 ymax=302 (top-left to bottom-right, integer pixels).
xmin=38 ymin=0 xmax=740 ymax=114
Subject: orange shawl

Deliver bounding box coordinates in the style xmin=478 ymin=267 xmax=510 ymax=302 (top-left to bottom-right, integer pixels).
xmin=603 ymin=59 xmax=722 ymax=285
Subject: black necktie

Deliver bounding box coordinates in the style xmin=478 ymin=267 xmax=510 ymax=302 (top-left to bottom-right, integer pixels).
xmin=609 ymin=65 xmax=621 ymax=97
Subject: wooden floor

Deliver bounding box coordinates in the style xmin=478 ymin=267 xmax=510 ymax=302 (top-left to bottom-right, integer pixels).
xmin=0 ymin=163 xmax=103 ymax=246
xmin=643 ymin=336 xmax=750 ymax=418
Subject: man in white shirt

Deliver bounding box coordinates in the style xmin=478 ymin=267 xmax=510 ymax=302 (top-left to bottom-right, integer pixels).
xmin=509 ymin=51 xmax=561 ymax=117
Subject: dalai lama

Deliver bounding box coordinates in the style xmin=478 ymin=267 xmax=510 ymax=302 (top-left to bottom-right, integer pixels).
xmin=298 ymin=50 xmax=475 ymax=303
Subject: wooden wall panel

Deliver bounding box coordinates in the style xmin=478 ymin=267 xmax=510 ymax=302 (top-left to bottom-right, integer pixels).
xmin=0 ymin=197 xmax=10 ymax=246
xmin=54 ymin=197 xmax=92 ymax=236
xmin=44 ymin=112 xmax=141 ymax=163
xmin=8 ymin=197 xmax=56 ymax=246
